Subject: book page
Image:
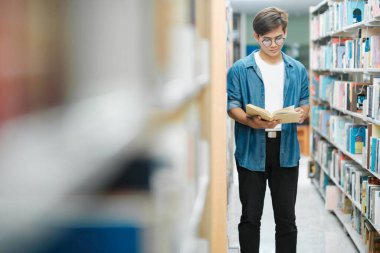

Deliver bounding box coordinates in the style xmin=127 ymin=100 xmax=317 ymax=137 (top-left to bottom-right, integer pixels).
xmin=273 ymin=105 xmax=295 ymax=114
xmin=272 ymin=112 xmax=301 ymax=123
xmin=246 ymin=104 xmax=272 ymax=121
xmin=246 ymin=104 xmax=301 ymax=123
xmin=272 ymin=105 xmax=301 ymax=123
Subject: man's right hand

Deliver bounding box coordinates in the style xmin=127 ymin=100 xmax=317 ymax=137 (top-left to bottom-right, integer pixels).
xmin=247 ymin=116 xmax=281 ymax=129
xmin=227 ymin=108 xmax=280 ymax=129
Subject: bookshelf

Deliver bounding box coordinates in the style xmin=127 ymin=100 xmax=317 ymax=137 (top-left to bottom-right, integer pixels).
xmin=226 ymin=2 xmax=236 ymax=200
xmin=310 ymin=1 xmax=380 ymax=252
xmin=312 ymin=177 xmax=326 ymax=200
xmin=334 ymin=208 xmax=367 ymax=253
xmin=312 ymin=126 xmax=365 ymax=168
xmin=0 ymin=0 xmax=227 ymax=253
xmin=313 ymin=155 xmax=380 ymax=233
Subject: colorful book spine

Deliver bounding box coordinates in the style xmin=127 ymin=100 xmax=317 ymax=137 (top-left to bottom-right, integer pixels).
xmin=348 ymin=125 xmax=366 ymax=154
xmin=374 ymin=191 xmax=380 ymax=226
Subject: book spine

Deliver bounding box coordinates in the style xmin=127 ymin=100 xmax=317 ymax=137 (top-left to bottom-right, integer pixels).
xmin=375 ymin=191 xmax=380 ymax=227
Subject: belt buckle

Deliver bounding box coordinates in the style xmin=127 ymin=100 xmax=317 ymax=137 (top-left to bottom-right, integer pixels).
xmin=268 ymin=131 xmax=277 ymax=138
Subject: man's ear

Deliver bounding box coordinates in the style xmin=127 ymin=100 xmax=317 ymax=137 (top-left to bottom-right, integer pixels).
xmin=253 ymin=32 xmax=259 ymax=42
xmin=283 ymin=29 xmax=288 ymax=37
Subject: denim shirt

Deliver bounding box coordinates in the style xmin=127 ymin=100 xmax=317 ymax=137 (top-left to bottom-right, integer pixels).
xmin=227 ymin=50 xmax=309 ymax=171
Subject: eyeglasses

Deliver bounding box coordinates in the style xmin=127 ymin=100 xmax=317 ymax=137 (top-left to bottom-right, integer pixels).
xmin=261 ymin=37 xmax=285 ymax=47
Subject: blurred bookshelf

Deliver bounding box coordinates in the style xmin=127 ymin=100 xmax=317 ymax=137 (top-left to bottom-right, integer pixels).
xmin=226 ymin=2 xmax=236 ymax=202
xmin=310 ymin=1 xmax=380 ymax=252
xmin=0 ymin=0 xmax=227 ymax=253
xmin=232 ymin=13 xmax=242 ymax=62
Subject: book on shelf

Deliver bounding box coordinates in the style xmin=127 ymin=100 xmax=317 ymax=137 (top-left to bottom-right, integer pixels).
xmin=331 ymin=149 xmax=340 ymax=181
xmin=363 ymin=179 xmax=369 ymax=213
xmin=330 ymin=80 xmax=368 ymax=112
xmin=371 ymin=0 xmax=380 ymax=18
xmin=321 ymin=111 xmax=331 ymax=136
xmin=330 ymin=115 xmax=347 ymax=145
xmin=322 ymin=142 xmax=334 ymax=169
xmin=325 ymin=185 xmax=340 ymax=210
xmin=369 ymin=185 xmax=380 ymax=223
xmin=364 ymin=30 xmax=380 ymax=69
xmin=343 ymin=122 xmax=355 ymax=151
xmin=363 ymin=217 xmax=380 ymax=253
xmin=364 ymin=99 xmax=369 ymax=118
xmin=354 ymin=30 xmax=380 ymax=69
xmin=368 ymin=229 xmax=380 ymax=253
xmin=352 ymin=205 xmax=363 ymax=234
xmin=368 ymin=85 xmax=374 ymax=118
xmin=311 ymin=2 xmax=380 ymax=247
xmin=364 ymin=176 xmax=380 ymax=212
xmin=373 ymin=77 xmax=380 ymax=120
xmin=347 ymin=125 xmax=366 ymax=154
xmin=374 ymin=191 xmax=380 ymax=227
xmin=312 ymin=34 xmax=380 ymax=70
xmin=343 ymin=162 xmax=361 ymax=197
xmin=363 ymin=220 xmax=370 ymax=245
xmin=313 ymin=132 xmax=380 ymax=219
xmin=346 ymin=0 xmax=365 ymax=24
xmin=332 ymin=81 xmax=346 ymax=109
xmin=245 ymin=104 xmax=301 ymax=123
xmin=335 ymin=152 xmax=354 ymax=188
xmin=365 ymin=124 xmax=373 ymax=169
xmin=342 ymin=196 xmax=354 ymax=214
xmin=311 ymin=74 xmax=319 ymax=98
xmin=332 ymin=2 xmax=342 ymax=31
xmin=370 ymin=137 xmax=380 ymax=173
xmin=355 ymin=170 xmax=371 ymax=204
xmin=345 ymin=39 xmax=354 ymax=68
xmin=331 ymin=38 xmax=351 ymax=68
xmin=320 ymin=169 xmax=330 ymax=191
xmin=346 ymin=82 xmax=368 ymax=113
xmin=320 ymin=75 xmax=336 ymax=102
xmin=362 ymin=37 xmax=370 ymax=69
xmin=336 ymin=118 xmax=350 ymax=147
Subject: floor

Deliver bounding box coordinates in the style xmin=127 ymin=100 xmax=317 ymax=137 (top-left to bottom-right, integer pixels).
xmin=227 ymin=156 xmax=358 ymax=253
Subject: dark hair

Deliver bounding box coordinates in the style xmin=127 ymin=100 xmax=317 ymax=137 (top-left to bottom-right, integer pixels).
xmin=252 ymin=7 xmax=288 ymax=36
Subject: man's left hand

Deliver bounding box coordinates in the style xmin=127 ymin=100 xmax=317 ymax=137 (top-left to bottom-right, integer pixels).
xmin=295 ymin=106 xmax=309 ymax=124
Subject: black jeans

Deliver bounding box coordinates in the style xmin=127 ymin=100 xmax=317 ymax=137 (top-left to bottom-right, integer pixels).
xmin=237 ymin=134 xmax=299 ymax=253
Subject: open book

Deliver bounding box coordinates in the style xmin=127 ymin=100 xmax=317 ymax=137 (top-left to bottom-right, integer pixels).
xmin=246 ymin=104 xmax=301 ymax=124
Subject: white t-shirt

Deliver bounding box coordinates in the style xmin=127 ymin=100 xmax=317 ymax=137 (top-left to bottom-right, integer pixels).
xmin=254 ymin=51 xmax=284 ymax=131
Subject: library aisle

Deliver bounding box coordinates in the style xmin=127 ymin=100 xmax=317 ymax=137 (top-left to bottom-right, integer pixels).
xmin=228 ymin=156 xmax=358 ymax=253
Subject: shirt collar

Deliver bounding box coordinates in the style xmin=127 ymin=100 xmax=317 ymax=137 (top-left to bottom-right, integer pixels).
xmin=243 ymin=49 xmax=293 ymax=68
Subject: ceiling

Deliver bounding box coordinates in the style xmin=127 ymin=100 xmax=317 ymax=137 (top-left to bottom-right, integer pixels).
xmin=229 ymin=0 xmax=322 ymax=15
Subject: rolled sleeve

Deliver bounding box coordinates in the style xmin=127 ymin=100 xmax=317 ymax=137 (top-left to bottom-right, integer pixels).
xmin=299 ymin=66 xmax=310 ymax=106
xmin=227 ymin=65 xmax=242 ymax=111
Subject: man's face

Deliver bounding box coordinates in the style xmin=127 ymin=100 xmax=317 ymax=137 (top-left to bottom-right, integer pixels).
xmin=255 ymin=26 xmax=286 ymax=58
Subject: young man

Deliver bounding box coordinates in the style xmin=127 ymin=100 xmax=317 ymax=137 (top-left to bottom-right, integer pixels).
xmin=227 ymin=7 xmax=309 ymax=253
